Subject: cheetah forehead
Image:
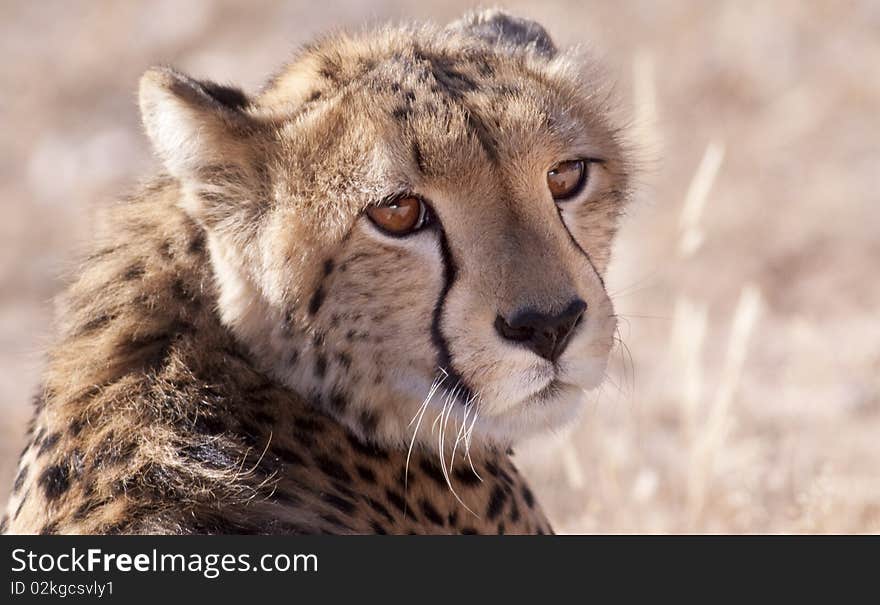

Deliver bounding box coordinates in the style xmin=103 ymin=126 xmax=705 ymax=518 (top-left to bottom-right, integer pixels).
xmin=258 ymin=15 xmax=568 ymax=110
xmin=254 ymin=15 xmax=620 ymax=162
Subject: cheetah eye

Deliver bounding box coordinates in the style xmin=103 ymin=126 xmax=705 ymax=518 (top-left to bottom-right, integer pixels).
xmin=547 ymin=160 xmax=588 ymax=200
xmin=366 ymin=196 xmax=430 ymax=236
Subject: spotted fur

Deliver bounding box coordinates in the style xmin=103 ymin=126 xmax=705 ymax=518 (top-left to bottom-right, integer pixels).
xmin=2 ymin=10 xmax=632 ymax=534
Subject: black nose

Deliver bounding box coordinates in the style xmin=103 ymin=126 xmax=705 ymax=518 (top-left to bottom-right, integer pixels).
xmin=494 ymin=299 xmax=587 ymax=362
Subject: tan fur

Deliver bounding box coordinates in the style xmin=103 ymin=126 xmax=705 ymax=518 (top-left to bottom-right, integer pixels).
xmin=2 ymin=10 xmax=632 ymax=535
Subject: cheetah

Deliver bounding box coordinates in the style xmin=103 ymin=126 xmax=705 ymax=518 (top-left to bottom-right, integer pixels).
xmin=1 ymin=10 xmax=632 ymax=535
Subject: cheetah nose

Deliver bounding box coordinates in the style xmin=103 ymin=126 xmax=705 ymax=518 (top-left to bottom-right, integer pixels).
xmin=494 ymin=299 xmax=587 ymax=363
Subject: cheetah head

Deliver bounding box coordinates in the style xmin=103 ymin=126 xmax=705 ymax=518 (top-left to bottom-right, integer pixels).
xmin=138 ymin=10 xmax=633 ymax=451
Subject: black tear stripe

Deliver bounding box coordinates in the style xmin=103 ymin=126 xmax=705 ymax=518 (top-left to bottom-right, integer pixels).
xmin=429 ymin=222 xmax=475 ymax=406
xmin=555 ymin=206 xmax=605 ymax=289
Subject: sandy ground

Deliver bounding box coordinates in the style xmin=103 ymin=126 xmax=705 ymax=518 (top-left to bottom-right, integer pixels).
xmin=1 ymin=0 xmax=878 ymax=533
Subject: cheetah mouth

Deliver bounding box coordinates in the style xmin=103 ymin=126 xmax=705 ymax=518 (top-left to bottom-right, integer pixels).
xmin=509 ymin=353 xmax=609 ymax=410
xmin=527 ymin=377 xmax=568 ymax=402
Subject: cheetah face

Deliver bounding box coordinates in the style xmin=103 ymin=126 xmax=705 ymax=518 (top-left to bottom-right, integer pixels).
xmin=139 ymin=11 xmax=632 ymax=449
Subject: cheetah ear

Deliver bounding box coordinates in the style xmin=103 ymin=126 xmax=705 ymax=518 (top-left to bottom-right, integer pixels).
xmin=138 ymin=66 xmax=256 ymax=182
xmin=448 ymin=9 xmax=557 ymax=58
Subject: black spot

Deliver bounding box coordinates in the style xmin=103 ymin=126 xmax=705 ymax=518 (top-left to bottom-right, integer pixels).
xmin=79 ymin=312 xmax=116 ymax=335
xmin=319 ymin=63 xmax=338 ymax=82
xmin=315 ymin=455 xmax=351 ymax=482
xmin=486 ymin=485 xmax=507 ymax=520
xmin=12 ymin=466 xmax=27 ymax=493
xmin=346 ymin=433 xmax=389 ymax=460
xmin=319 ymin=512 xmax=355 ymax=532
xmin=69 ymin=417 xmax=86 ymax=437
xmin=32 ymin=391 xmax=46 ymax=413
xmin=465 ymin=112 xmax=498 ymax=162
xmin=336 ymin=352 xmax=352 ymax=370
xmin=73 ymin=498 xmax=104 ymax=521
xmin=159 ymin=239 xmax=175 ymax=259
xmin=286 ymin=348 xmax=299 ymax=367
xmin=306 ymin=90 xmax=322 ymax=102
xmin=323 ymin=492 xmax=357 ymax=515
xmin=412 ymin=140 xmax=427 ymax=173
xmin=359 ymin=410 xmax=379 ymax=434
xmin=497 ymin=521 xmax=505 ymax=535
xmin=385 ymin=489 xmax=407 ymax=514
xmin=419 ymin=459 xmax=448 ymax=488
xmin=171 ymin=278 xmax=197 ymax=305
xmin=453 ymin=467 xmax=483 ymax=487
xmin=332 ymin=480 xmax=359 ymax=500
xmin=448 ymin=510 xmax=459 ymax=527
xmin=522 ymin=484 xmax=535 ymax=508
xmin=274 ymin=446 xmax=306 ymax=467
xmin=314 ymin=354 xmax=327 ymax=378
xmin=308 ymin=286 xmax=326 ymax=316
xmin=420 ymin=499 xmax=445 ymax=526
xmin=370 ymin=520 xmax=388 ymax=534
xmin=39 ymin=465 xmax=70 ymax=500
xmin=13 ymin=496 xmax=26 ymax=520
xmin=510 ymin=500 xmax=521 ymax=523
xmin=328 ymin=390 xmax=347 ymax=413
xmin=122 ymin=262 xmax=146 ymax=281
xmin=101 ymin=520 xmax=131 ymax=535
xmin=460 ymin=527 xmax=478 ymax=535
xmin=33 ymin=426 xmax=46 ymax=445
xmin=187 ymin=230 xmax=206 ymax=255
xmin=355 ymin=464 xmax=376 ymax=483
xmin=392 ymin=105 xmax=411 ymax=121
xmin=87 ymin=245 xmax=119 ymax=262
xmin=322 ymin=259 xmax=335 ymax=276
xmin=497 ymin=467 xmax=515 ymax=487
xmin=366 ymin=496 xmax=394 ymax=523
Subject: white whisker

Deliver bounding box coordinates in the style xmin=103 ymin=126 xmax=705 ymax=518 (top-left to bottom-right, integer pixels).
xmin=405 ymin=373 xmax=444 ymax=501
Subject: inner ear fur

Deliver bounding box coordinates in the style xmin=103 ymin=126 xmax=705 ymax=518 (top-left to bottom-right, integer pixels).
xmin=138 ymin=67 xmax=267 ymax=226
xmin=138 ymin=66 xmax=262 ymax=179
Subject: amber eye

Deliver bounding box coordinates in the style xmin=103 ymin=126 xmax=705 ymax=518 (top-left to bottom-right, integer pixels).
xmin=366 ymin=196 xmax=428 ymax=235
xmin=547 ymin=160 xmax=587 ymax=200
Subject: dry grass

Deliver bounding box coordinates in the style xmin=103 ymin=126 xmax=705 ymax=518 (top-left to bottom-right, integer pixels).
xmin=1 ymin=0 xmax=878 ymax=533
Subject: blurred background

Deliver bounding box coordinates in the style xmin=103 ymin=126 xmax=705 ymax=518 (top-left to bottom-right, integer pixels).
xmin=1 ymin=0 xmax=878 ymax=533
